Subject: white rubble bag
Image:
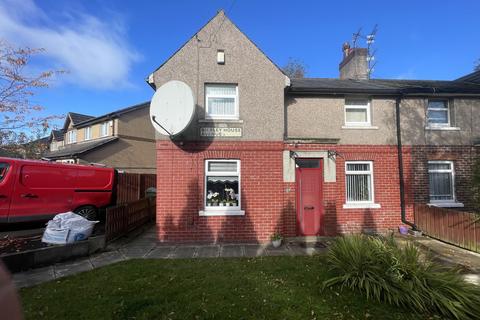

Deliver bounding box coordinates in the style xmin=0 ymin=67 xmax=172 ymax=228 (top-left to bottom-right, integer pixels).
xmin=42 ymin=212 xmax=99 ymax=245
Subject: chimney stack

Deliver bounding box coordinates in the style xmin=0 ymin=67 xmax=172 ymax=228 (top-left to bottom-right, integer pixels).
xmin=339 ymin=43 xmax=369 ymax=80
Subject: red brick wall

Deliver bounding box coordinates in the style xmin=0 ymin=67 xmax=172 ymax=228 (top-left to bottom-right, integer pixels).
xmin=284 ymin=144 xmax=414 ymax=236
xmin=411 ymin=145 xmax=479 ymax=210
xmin=156 ymin=141 xmax=285 ymax=242
xmin=156 ymin=140 xmax=414 ymax=242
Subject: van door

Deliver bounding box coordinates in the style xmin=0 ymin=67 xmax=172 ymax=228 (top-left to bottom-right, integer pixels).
xmin=9 ymin=164 xmax=76 ymax=222
xmin=0 ymin=160 xmax=15 ymax=222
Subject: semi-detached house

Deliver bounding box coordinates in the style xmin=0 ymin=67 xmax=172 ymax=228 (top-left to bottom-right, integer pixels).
xmin=149 ymin=11 xmax=480 ymax=242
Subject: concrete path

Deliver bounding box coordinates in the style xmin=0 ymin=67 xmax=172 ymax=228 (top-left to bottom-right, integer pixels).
xmin=396 ymin=234 xmax=480 ymax=285
xmin=12 ymin=227 xmax=326 ymax=288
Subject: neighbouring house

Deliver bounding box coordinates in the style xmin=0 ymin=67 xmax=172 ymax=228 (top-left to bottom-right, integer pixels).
xmin=43 ymin=102 xmax=156 ymax=173
xmin=149 ymin=11 xmax=480 ymax=242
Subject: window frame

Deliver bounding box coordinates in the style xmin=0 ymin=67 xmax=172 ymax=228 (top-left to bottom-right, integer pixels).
xmin=67 ymin=130 xmax=77 ymax=144
xmin=100 ymin=122 xmax=109 ymax=137
xmin=202 ymin=159 xmax=243 ymax=216
xmin=344 ymin=98 xmax=371 ymax=127
xmin=345 ymin=161 xmax=375 ymax=204
xmin=427 ymin=99 xmax=450 ymax=127
xmin=84 ymin=126 xmax=92 ymax=140
xmin=428 ymin=160 xmax=455 ymax=203
xmin=204 ymin=83 xmax=239 ymax=120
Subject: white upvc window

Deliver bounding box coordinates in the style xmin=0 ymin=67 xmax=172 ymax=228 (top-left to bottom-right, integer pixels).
xmin=344 ymin=98 xmax=371 ymax=127
xmin=428 ymin=161 xmax=455 ymax=202
xmin=201 ymin=159 xmax=243 ymax=216
xmin=345 ymin=161 xmax=374 ymax=204
xmin=205 ymin=84 xmax=239 ymax=120
xmin=100 ymin=122 xmax=109 ymax=137
xmin=427 ymin=100 xmax=450 ymax=127
xmin=67 ymin=130 xmax=77 ymax=144
xmin=84 ymin=126 xmax=92 ymax=140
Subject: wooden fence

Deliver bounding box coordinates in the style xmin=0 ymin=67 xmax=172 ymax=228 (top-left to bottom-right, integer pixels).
xmin=415 ymin=204 xmax=480 ymax=253
xmin=116 ymin=173 xmax=156 ymax=204
xmin=105 ymin=197 xmax=156 ymax=243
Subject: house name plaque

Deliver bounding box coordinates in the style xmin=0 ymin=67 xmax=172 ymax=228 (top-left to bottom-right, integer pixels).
xmin=200 ymin=127 xmax=242 ymax=137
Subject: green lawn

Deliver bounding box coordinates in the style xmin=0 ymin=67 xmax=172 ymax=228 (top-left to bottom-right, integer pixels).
xmin=20 ymin=256 xmax=429 ymax=319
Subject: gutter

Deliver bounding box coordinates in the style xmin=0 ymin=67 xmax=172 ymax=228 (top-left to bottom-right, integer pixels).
xmin=395 ymin=95 xmax=416 ymax=229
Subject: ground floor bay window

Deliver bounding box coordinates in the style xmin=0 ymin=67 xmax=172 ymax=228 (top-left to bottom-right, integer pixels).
xmin=201 ymin=159 xmax=244 ymax=216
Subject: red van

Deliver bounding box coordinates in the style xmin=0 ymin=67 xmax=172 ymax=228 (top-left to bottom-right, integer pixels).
xmin=0 ymin=157 xmax=115 ymax=223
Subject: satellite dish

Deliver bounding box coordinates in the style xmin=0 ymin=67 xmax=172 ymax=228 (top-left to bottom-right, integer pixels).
xmin=149 ymin=80 xmax=195 ymax=136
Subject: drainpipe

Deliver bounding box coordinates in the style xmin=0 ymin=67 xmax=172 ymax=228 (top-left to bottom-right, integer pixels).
xmin=395 ymin=96 xmax=416 ymax=229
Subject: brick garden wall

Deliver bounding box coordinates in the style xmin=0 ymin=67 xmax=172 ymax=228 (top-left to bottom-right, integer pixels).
xmin=156 ymin=140 xmax=415 ymax=243
xmin=411 ymin=145 xmax=479 ymax=210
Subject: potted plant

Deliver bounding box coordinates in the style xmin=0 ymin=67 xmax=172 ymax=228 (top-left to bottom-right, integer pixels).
xmin=271 ymin=232 xmax=283 ymax=248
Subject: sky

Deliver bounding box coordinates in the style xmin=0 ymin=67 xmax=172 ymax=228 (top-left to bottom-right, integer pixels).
xmin=0 ymin=0 xmax=479 ymax=129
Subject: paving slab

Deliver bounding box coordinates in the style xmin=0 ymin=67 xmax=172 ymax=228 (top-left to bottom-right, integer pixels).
xmin=266 ymin=246 xmax=290 ymax=256
xmin=119 ymin=242 xmax=156 ymax=259
xmin=288 ymin=244 xmax=319 ymax=256
xmin=221 ymin=245 xmax=243 ymax=258
xmin=197 ymin=245 xmax=220 ymax=258
xmin=170 ymin=246 xmax=197 ymax=259
xmin=13 ymin=266 xmax=55 ymax=288
xmin=90 ymin=251 xmax=125 ymax=268
xmin=146 ymin=246 xmax=174 ymax=259
xmin=54 ymin=257 xmax=93 ymax=278
xmin=244 ymin=245 xmax=268 ymax=257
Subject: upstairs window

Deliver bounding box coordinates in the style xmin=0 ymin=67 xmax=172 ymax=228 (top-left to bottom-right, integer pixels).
xmin=85 ymin=126 xmax=92 ymax=140
xmin=67 ymin=130 xmax=77 ymax=144
xmin=344 ymin=98 xmax=371 ymax=126
xmin=428 ymin=161 xmax=454 ymax=202
xmin=345 ymin=161 xmax=374 ymax=203
xmin=205 ymin=84 xmax=238 ymax=120
xmin=427 ymin=100 xmax=449 ymax=127
xmin=100 ymin=122 xmax=109 ymax=137
xmin=205 ymin=160 xmax=240 ymax=210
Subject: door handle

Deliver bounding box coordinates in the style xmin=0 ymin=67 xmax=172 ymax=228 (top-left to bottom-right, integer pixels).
xmin=0 ymin=194 xmax=6 ymax=198
xmin=304 ymin=205 xmax=314 ymax=210
xmin=21 ymin=193 xmax=38 ymax=198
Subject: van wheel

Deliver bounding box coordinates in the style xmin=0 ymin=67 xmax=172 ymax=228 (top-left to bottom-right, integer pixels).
xmin=74 ymin=206 xmax=97 ymax=220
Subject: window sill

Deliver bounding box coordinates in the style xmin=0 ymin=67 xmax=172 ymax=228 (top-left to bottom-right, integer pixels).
xmin=428 ymin=202 xmax=464 ymax=208
xmin=199 ymin=119 xmax=243 ymax=124
xmin=199 ymin=210 xmax=245 ymax=216
xmin=342 ymin=125 xmax=379 ymax=130
xmin=425 ymin=126 xmax=460 ymax=131
xmin=343 ymin=203 xmax=381 ymax=209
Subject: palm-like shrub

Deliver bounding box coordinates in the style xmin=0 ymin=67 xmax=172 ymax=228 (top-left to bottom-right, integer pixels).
xmin=323 ymin=235 xmax=480 ymax=319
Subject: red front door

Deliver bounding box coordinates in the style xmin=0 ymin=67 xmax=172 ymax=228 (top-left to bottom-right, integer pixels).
xmin=296 ymin=159 xmax=324 ymax=236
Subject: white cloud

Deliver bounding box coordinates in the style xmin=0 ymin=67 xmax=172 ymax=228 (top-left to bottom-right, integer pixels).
xmin=0 ymin=0 xmax=140 ymax=90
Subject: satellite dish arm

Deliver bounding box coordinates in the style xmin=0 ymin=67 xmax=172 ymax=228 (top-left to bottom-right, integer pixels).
xmin=151 ymin=116 xmax=173 ymax=136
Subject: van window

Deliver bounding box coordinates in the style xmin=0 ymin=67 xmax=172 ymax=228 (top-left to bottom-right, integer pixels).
xmin=0 ymin=163 xmax=9 ymax=182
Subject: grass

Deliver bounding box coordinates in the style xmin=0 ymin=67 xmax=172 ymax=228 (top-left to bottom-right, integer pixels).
xmin=20 ymin=256 xmax=431 ymax=320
